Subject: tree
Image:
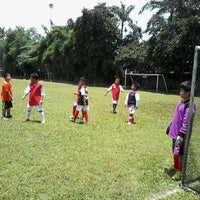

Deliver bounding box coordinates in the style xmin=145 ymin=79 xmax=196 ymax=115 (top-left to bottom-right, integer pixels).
xmin=140 ymin=0 xmax=200 ymax=77
xmin=73 ymin=3 xmax=120 ymax=83
xmin=109 ymin=1 xmax=135 ymax=39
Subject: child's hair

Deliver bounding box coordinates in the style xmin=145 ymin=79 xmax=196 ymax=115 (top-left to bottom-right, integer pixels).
xmin=4 ymin=73 xmax=11 ymax=78
xmin=80 ymin=76 xmax=86 ymax=81
xmin=180 ymin=80 xmax=191 ymax=92
xmin=30 ymin=72 xmax=39 ymax=79
xmin=132 ymin=81 xmax=140 ymax=90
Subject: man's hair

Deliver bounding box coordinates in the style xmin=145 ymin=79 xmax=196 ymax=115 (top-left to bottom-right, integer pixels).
xmin=180 ymin=80 xmax=191 ymax=92
xmin=30 ymin=72 xmax=39 ymax=79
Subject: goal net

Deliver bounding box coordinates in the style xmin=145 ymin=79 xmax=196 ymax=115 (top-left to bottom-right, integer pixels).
xmin=124 ymin=69 xmax=168 ymax=93
xmin=182 ymin=46 xmax=200 ymax=195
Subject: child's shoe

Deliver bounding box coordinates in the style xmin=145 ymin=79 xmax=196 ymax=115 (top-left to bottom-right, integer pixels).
xmin=172 ymin=171 xmax=181 ymax=181
xmin=69 ymin=116 xmax=74 ymax=121
xmin=24 ymin=118 xmax=30 ymax=122
xmin=6 ymin=114 xmax=13 ymax=118
xmin=41 ymin=119 xmax=45 ymax=124
xmin=2 ymin=116 xmax=8 ymax=120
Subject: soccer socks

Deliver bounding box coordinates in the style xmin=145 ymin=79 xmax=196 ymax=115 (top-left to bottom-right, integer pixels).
xmin=128 ymin=114 xmax=134 ymax=123
xmin=173 ymin=154 xmax=182 ymax=171
xmin=113 ymin=103 xmax=117 ymax=113
xmin=83 ymin=111 xmax=89 ymax=123
xmin=73 ymin=111 xmax=79 ymax=122
xmin=39 ymin=110 xmax=45 ymax=121
xmin=72 ymin=105 xmax=76 ymax=116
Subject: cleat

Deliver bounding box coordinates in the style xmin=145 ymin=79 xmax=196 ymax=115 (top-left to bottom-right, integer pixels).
xmin=172 ymin=171 xmax=181 ymax=181
xmin=24 ymin=118 xmax=30 ymax=122
xmin=69 ymin=116 xmax=74 ymax=121
xmin=6 ymin=114 xmax=13 ymax=118
xmin=41 ymin=119 xmax=45 ymax=124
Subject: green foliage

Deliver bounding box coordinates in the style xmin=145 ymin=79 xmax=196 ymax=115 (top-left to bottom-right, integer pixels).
xmin=0 ymin=78 xmax=199 ymax=199
xmin=74 ymin=4 xmax=120 ymax=83
xmin=1 ymin=1 xmax=200 ymax=85
xmin=141 ymin=0 xmax=200 ymax=75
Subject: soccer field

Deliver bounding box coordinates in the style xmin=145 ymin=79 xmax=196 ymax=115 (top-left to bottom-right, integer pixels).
xmin=0 ymin=78 xmax=199 ymax=199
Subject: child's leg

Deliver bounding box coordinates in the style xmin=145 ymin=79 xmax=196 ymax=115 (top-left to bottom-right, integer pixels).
xmin=38 ymin=105 xmax=45 ymax=123
xmin=2 ymin=102 xmax=6 ymax=118
xmin=128 ymin=114 xmax=134 ymax=123
xmin=177 ymin=155 xmax=183 ymax=171
xmin=72 ymin=104 xmax=77 ymax=116
xmin=6 ymin=107 xmax=12 ymax=117
xmin=73 ymin=110 xmax=79 ymax=122
xmin=25 ymin=105 xmax=32 ymax=120
xmin=113 ymin=103 xmax=117 ymax=113
xmin=83 ymin=111 xmax=89 ymax=123
xmin=173 ymin=154 xmax=179 ymax=170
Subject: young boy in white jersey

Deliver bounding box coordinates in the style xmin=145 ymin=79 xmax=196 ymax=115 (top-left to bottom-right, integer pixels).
xmin=125 ymin=81 xmax=140 ymax=124
xmin=72 ymin=77 xmax=89 ymax=124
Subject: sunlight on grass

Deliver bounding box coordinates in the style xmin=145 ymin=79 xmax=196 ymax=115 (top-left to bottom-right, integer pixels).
xmin=0 ymin=78 xmax=199 ymax=200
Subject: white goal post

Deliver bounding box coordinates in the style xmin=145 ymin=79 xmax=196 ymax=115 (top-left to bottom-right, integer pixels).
xmin=124 ymin=69 xmax=168 ymax=93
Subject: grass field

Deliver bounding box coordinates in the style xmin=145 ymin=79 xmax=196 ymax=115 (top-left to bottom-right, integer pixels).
xmin=0 ymin=78 xmax=199 ymax=200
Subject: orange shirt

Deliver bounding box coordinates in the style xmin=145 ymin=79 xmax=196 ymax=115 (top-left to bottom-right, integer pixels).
xmin=1 ymin=81 xmax=12 ymax=101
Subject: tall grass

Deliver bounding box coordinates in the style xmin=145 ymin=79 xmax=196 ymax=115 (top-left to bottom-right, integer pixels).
xmin=0 ymin=78 xmax=199 ymax=200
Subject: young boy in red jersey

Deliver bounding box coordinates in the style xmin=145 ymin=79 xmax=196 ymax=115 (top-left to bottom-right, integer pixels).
xmin=72 ymin=77 xmax=89 ymax=123
xmin=125 ymin=81 xmax=140 ymax=124
xmin=22 ymin=72 xmax=45 ymax=124
xmin=1 ymin=73 xmax=13 ymax=119
xmin=104 ymin=78 xmax=124 ymax=113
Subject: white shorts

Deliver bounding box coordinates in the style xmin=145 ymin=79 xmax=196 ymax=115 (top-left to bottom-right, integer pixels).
xmin=76 ymin=105 xmax=89 ymax=112
xmin=128 ymin=106 xmax=136 ymax=114
xmin=112 ymin=99 xmax=118 ymax=104
xmin=27 ymin=104 xmax=44 ymax=112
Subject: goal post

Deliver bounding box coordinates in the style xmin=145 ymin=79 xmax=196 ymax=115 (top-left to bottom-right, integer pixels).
xmin=124 ymin=69 xmax=168 ymax=93
xmin=181 ymin=45 xmax=200 ymax=195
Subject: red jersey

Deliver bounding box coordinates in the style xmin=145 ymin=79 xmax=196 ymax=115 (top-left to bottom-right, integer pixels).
xmin=1 ymin=81 xmax=12 ymax=101
xmin=26 ymin=81 xmax=45 ymax=106
xmin=109 ymin=83 xmax=123 ymax=101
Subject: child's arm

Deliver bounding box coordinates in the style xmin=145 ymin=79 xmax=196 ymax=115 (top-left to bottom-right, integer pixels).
xmin=22 ymin=86 xmax=30 ymax=100
xmin=135 ymin=92 xmax=140 ymax=109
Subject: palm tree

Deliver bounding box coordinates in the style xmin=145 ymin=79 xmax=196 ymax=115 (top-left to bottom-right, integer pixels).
xmin=109 ymin=1 xmax=135 ymax=39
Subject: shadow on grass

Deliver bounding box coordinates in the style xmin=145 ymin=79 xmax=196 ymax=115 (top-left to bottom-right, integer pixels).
xmin=164 ymin=167 xmax=177 ymax=178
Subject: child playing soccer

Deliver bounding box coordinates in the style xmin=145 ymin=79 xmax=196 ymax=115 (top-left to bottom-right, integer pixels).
xmin=72 ymin=77 xmax=89 ymax=124
xmin=125 ymin=81 xmax=140 ymax=124
xmin=1 ymin=73 xmax=13 ymax=119
xmin=104 ymin=78 xmax=124 ymax=113
xmin=167 ymin=80 xmax=196 ymax=181
xmin=69 ymin=78 xmax=84 ymax=122
xmin=22 ymin=72 xmax=45 ymax=124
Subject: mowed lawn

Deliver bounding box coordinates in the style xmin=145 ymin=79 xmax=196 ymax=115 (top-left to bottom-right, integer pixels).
xmin=0 ymin=78 xmax=199 ymax=200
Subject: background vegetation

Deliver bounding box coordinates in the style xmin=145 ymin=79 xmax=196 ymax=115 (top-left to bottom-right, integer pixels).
xmin=0 ymin=78 xmax=199 ymax=199
xmin=1 ymin=0 xmax=200 ymax=88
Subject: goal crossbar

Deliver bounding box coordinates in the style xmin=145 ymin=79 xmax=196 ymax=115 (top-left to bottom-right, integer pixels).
xmin=124 ymin=69 xmax=168 ymax=93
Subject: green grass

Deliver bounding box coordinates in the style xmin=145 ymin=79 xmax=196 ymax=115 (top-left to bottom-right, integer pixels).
xmin=0 ymin=78 xmax=199 ymax=200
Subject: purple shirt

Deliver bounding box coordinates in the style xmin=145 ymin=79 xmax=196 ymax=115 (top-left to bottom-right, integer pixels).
xmin=168 ymin=100 xmax=196 ymax=139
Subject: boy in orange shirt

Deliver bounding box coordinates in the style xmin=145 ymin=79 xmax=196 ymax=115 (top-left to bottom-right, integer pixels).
xmin=1 ymin=73 xmax=13 ymax=120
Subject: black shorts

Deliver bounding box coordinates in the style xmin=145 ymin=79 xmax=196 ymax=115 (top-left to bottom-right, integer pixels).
xmin=2 ymin=101 xmax=13 ymax=109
